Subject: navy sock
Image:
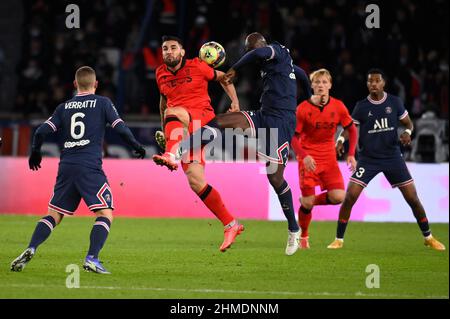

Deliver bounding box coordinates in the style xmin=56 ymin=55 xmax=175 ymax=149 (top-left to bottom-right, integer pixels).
xmin=417 ymin=217 xmax=431 ymax=237
xmin=336 ymin=219 xmax=348 ymax=239
xmin=275 ymin=181 xmax=299 ymax=232
xmin=28 ymin=215 xmax=56 ymax=250
xmin=87 ymin=217 xmax=111 ymax=259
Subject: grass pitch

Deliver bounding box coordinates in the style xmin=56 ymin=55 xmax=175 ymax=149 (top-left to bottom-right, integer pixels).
xmin=0 ymin=215 xmax=448 ymax=299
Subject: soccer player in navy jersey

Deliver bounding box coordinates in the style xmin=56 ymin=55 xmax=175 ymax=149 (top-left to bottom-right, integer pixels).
xmin=10 ymin=66 xmax=146 ymax=274
xmin=173 ymin=32 xmax=313 ymax=255
xmin=327 ymin=69 xmax=445 ymax=250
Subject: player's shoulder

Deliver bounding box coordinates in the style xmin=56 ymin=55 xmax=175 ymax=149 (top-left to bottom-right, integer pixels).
xmin=355 ymin=97 xmax=370 ymax=108
xmin=386 ymin=93 xmax=403 ymax=105
xmin=190 ymin=57 xmax=211 ymax=69
xmin=329 ymin=97 xmax=346 ymax=108
xmin=296 ymin=100 xmax=311 ymax=113
xmin=156 ymin=64 xmax=168 ymax=77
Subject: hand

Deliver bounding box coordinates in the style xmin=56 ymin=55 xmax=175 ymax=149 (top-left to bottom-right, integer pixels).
xmin=303 ymin=155 xmax=316 ymax=172
xmin=133 ymin=146 xmax=146 ymax=159
xmin=310 ymin=94 xmax=327 ymax=106
xmin=400 ymin=132 xmax=411 ymax=146
xmin=347 ymin=155 xmax=357 ymax=173
xmin=224 ymin=68 xmax=236 ymax=85
xmin=336 ymin=140 xmax=345 ymax=157
xmin=228 ymin=101 xmax=240 ymax=112
xmin=29 ymin=150 xmax=42 ymax=171
xmin=155 ymin=130 xmax=166 ymax=149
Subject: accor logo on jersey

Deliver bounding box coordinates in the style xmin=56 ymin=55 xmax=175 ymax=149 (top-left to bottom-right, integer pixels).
xmin=368 ymin=117 xmax=394 ymax=134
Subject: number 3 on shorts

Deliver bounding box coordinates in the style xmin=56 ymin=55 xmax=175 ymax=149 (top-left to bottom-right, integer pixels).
xmin=355 ymin=167 xmax=365 ymax=178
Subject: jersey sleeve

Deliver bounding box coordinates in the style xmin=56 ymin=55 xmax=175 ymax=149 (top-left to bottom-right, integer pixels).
xmin=351 ymin=103 xmax=362 ymax=126
xmin=44 ymin=104 xmax=63 ymax=132
xmin=197 ymin=59 xmax=216 ymax=81
xmin=104 ymin=98 xmax=124 ymax=128
xmin=396 ymin=97 xmax=409 ymax=120
xmin=338 ymin=101 xmax=353 ymax=128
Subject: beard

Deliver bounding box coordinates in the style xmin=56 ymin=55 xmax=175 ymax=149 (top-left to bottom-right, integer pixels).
xmin=164 ymin=55 xmax=182 ymax=68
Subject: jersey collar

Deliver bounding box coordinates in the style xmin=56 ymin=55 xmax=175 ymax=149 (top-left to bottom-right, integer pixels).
xmin=166 ymin=57 xmax=187 ymax=75
xmin=76 ymin=92 xmax=94 ymax=96
xmin=367 ymin=92 xmax=387 ymax=105
xmin=307 ymin=96 xmax=331 ymax=111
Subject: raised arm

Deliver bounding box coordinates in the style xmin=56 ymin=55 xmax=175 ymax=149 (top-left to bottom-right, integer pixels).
xmin=216 ymin=70 xmax=240 ymax=112
xmin=224 ymin=47 xmax=274 ymax=84
xmin=293 ymin=65 xmax=312 ymax=99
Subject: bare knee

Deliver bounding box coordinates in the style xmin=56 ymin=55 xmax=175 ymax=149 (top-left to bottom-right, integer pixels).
xmin=300 ymin=196 xmax=315 ymax=210
xmin=328 ymin=190 xmax=345 ymax=204
xmin=164 ymin=107 xmax=190 ymax=124
xmin=267 ymin=174 xmax=284 ymax=190
xmin=186 ymin=172 xmax=206 ymax=194
xmin=95 ymin=209 xmax=113 ymax=223
xmin=47 ymin=210 xmax=64 ymax=225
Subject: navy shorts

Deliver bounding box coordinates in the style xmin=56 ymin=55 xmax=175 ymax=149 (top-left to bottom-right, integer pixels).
xmin=349 ymin=156 xmax=414 ymax=188
xmin=241 ymin=110 xmax=295 ymax=166
xmin=48 ymin=163 xmax=114 ymax=215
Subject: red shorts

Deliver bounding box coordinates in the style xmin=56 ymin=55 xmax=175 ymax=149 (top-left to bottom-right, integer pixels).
xmin=299 ymin=160 xmax=345 ymax=197
xmin=181 ymin=108 xmax=215 ymax=172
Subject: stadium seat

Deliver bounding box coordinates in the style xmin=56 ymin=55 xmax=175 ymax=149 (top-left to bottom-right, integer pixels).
xmin=411 ymin=111 xmax=448 ymax=162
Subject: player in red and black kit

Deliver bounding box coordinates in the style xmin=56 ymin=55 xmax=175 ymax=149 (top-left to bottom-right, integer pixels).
xmin=152 ymin=35 xmax=244 ymax=252
xmin=291 ymin=69 xmax=357 ymax=249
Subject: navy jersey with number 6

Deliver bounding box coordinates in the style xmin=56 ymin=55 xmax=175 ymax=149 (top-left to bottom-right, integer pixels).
xmin=352 ymin=92 xmax=408 ymax=159
xmin=45 ymin=92 xmax=124 ymax=169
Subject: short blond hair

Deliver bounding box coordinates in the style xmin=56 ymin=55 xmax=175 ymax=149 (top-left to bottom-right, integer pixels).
xmin=309 ymin=68 xmax=332 ymax=83
xmin=75 ymin=66 xmax=96 ymax=90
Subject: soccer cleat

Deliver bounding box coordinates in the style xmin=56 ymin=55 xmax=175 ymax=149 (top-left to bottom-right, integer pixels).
xmin=424 ymin=236 xmax=446 ymax=251
xmin=152 ymin=152 xmax=178 ymax=171
xmin=300 ymin=236 xmax=310 ymax=249
xmin=155 ymin=130 xmax=166 ymax=150
xmin=285 ymin=230 xmax=300 ymax=255
xmin=83 ymin=256 xmax=111 ymax=274
xmin=220 ymin=223 xmax=244 ymax=252
xmin=10 ymin=247 xmax=35 ymax=272
xmin=327 ymin=238 xmax=344 ymax=249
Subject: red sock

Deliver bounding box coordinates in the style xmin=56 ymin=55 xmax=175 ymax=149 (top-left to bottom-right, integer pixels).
xmin=314 ymin=192 xmax=331 ymax=206
xmin=197 ymin=185 xmax=234 ymax=226
xmin=164 ymin=115 xmax=184 ymax=154
xmin=298 ymin=206 xmax=312 ymax=237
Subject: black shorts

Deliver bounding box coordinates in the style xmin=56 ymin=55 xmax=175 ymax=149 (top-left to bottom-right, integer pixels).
xmin=241 ymin=110 xmax=295 ymax=166
xmin=350 ymin=156 xmax=413 ymax=188
xmin=48 ymin=163 xmax=114 ymax=215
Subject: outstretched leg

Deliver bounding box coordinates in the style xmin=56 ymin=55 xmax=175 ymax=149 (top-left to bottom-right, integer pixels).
xmin=327 ymin=182 xmax=364 ymax=249
xmin=179 ymin=111 xmax=251 ymax=153
xmin=184 ymin=163 xmax=244 ymax=252
xmin=153 ymin=107 xmax=190 ymax=171
xmin=267 ymin=163 xmax=300 ymax=255
xmin=398 ymin=183 xmax=445 ymax=251
xmin=84 ymin=208 xmax=114 ymax=274
xmin=11 ymin=210 xmax=64 ymax=272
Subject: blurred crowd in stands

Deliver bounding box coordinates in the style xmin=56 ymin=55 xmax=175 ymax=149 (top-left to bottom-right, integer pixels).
xmin=6 ymin=0 xmax=449 ymax=120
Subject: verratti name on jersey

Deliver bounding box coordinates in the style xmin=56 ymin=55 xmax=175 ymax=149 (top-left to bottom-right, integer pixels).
xmin=65 ymin=99 xmax=97 ymax=109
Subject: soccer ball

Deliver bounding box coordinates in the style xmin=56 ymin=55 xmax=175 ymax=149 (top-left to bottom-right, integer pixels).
xmin=199 ymin=41 xmax=226 ymax=68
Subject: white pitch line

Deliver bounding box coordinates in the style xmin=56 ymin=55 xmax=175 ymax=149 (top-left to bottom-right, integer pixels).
xmin=1 ymin=284 xmax=448 ymax=299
